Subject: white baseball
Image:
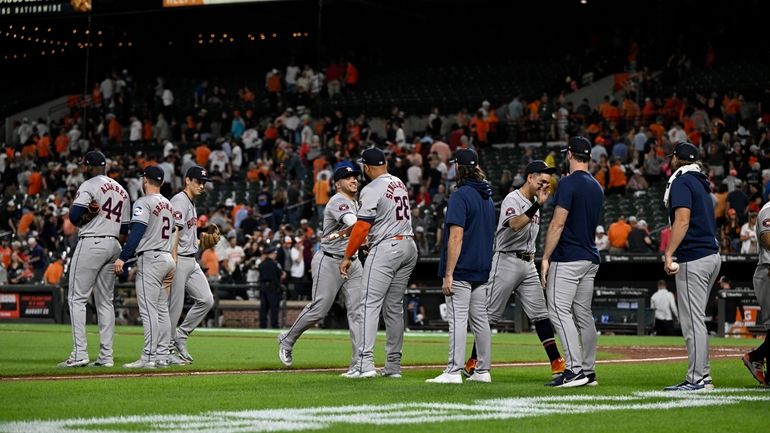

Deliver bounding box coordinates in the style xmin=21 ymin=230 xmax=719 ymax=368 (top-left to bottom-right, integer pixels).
xmin=669 ymin=262 xmax=679 ymax=274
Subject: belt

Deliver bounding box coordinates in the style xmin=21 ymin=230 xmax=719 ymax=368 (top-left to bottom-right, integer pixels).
xmin=499 ymin=250 xmax=535 ymax=262
xmin=178 ymin=253 xmax=196 ymax=258
xmin=137 ymin=249 xmax=169 ymax=256
xmin=80 ymin=235 xmax=117 ymax=240
xmin=391 ymin=235 xmax=412 ymax=241
xmin=323 ymin=251 xmax=357 ymax=261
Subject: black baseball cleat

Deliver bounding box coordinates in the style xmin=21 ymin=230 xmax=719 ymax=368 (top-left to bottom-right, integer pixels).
xmin=545 ymin=370 xmax=589 ymax=388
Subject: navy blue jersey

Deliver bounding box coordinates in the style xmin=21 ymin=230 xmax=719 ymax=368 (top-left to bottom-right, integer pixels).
xmin=668 ymin=171 xmax=719 ymax=262
xmin=439 ymin=180 xmax=496 ymax=283
xmin=551 ymin=171 xmax=604 ymax=264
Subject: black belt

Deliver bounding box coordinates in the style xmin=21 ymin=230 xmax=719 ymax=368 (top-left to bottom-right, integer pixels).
xmin=178 ymin=253 xmax=196 ymax=258
xmin=323 ymin=251 xmax=357 ymax=261
xmin=499 ymin=250 xmax=535 ymax=262
xmin=80 ymin=235 xmax=117 ymax=240
xmin=137 ymin=249 xmax=168 ymax=256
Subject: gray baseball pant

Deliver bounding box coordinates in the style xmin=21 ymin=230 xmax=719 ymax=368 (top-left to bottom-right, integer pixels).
xmin=546 ymin=260 xmax=599 ymax=375
xmin=486 ymin=252 xmax=548 ymax=324
xmin=136 ymin=252 xmax=175 ymax=362
xmin=356 ymin=239 xmax=418 ymax=375
xmin=165 ymin=256 xmax=214 ymax=353
xmin=753 ymin=264 xmax=770 ymax=329
xmin=67 ymin=237 xmax=120 ymax=362
xmin=279 ymin=250 xmax=363 ymax=368
xmin=675 ymin=253 xmax=720 ymax=384
xmin=445 ymin=280 xmax=491 ymax=375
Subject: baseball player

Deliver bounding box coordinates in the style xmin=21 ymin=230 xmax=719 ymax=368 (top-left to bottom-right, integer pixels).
xmin=278 ymin=166 xmax=363 ymax=374
xmin=58 ymin=151 xmax=130 ymax=368
xmin=662 ymin=142 xmax=720 ymax=391
xmin=463 ymin=160 xmax=566 ymax=379
xmin=744 ymin=199 xmax=770 ymax=386
xmin=427 ymin=149 xmax=495 ymax=384
xmin=163 ymin=166 xmax=218 ymax=365
xmin=339 ymin=147 xmax=418 ymax=378
xmin=115 ymin=166 xmax=177 ymax=369
xmin=541 ymin=136 xmax=603 ymax=388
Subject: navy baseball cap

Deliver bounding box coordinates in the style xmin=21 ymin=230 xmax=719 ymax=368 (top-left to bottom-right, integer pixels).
xmin=333 ymin=166 xmax=361 ymax=182
xmin=669 ymin=142 xmax=699 ymax=162
xmin=185 ymin=165 xmax=211 ymax=182
xmin=142 ymin=166 xmax=164 ymax=183
xmin=82 ymin=151 xmax=106 ymax=167
xmin=449 ymin=149 xmax=479 ymax=166
xmin=525 ymin=160 xmax=557 ymax=175
xmin=562 ymin=136 xmax=592 ymax=157
xmin=359 ymin=148 xmax=386 ymax=166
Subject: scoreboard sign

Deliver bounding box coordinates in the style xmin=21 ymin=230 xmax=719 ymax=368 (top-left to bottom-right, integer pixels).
xmin=0 ymin=0 xmax=91 ymax=16
xmin=0 ymin=293 xmax=19 ymax=319
xmin=0 ymin=292 xmax=55 ymax=319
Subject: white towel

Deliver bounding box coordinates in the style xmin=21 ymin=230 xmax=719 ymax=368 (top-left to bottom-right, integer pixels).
xmin=663 ymin=163 xmax=702 ymax=209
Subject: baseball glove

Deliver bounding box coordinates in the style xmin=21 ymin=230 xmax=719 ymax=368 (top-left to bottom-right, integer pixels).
xmin=79 ymin=200 xmax=100 ymax=226
xmin=200 ymin=224 xmax=221 ymax=250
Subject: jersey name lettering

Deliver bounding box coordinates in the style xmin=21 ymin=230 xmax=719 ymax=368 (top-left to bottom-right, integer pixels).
xmin=153 ymin=201 xmax=172 ymax=216
xmin=100 ymin=182 xmax=129 ymax=200
xmin=384 ymin=179 xmax=407 ymax=199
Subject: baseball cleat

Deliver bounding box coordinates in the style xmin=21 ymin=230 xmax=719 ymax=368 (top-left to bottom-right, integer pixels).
xmin=173 ymin=341 xmax=194 ymax=364
xmin=57 ymin=358 xmax=90 ymax=368
xmin=380 ymin=371 xmax=402 ymax=378
xmin=467 ymin=372 xmax=492 ymax=383
xmin=340 ymin=370 xmax=360 ymax=378
xmin=425 ymin=372 xmax=463 ymax=384
xmin=123 ymin=359 xmax=157 ymax=369
xmin=545 ymin=370 xmax=588 ymax=388
xmin=88 ymin=360 xmax=114 ymax=368
xmin=356 ymin=370 xmax=378 ymax=378
xmin=550 ymin=357 xmax=566 ymax=378
xmin=664 ymin=376 xmax=713 ymax=391
xmin=462 ymin=357 xmax=477 ymax=377
xmin=585 ymin=372 xmax=598 ymax=386
xmin=741 ymin=353 xmax=765 ymax=384
xmin=278 ymin=346 xmax=293 ymax=367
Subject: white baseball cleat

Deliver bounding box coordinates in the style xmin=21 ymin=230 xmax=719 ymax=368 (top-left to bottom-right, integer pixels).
xmin=173 ymin=341 xmax=193 ymax=364
xmin=341 ymin=370 xmax=361 ymax=378
xmin=278 ymin=346 xmax=293 ymax=367
xmin=351 ymin=370 xmax=377 ymax=379
xmin=88 ymin=360 xmax=114 ymax=368
xmin=425 ymin=372 xmax=463 ymax=384
xmin=123 ymin=359 xmax=157 ymax=369
xmin=57 ymin=358 xmax=89 ymax=368
xmin=467 ymin=372 xmax=492 ymax=383
xmin=380 ymin=370 xmax=402 ymax=378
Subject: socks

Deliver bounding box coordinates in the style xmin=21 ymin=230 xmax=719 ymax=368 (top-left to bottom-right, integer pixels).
xmin=535 ymin=319 xmax=562 ymax=362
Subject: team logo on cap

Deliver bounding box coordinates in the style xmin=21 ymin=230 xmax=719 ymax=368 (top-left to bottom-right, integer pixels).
xmin=339 ymin=204 xmax=349 ymax=211
xmin=201 ymin=169 xmax=207 ymax=177
xmin=505 ymin=208 xmax=515 ymax=216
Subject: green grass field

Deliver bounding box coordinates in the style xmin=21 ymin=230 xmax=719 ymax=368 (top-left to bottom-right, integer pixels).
xmin=0 ymin=323 xmax=767 ymax=433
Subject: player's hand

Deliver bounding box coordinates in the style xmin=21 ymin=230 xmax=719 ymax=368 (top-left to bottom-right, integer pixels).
xmin=663 ymin=255 xmax=678 ymax=275
xmin=442 ymin=275 xmax=454 ymax=296
xmin=114 ymin=259 xmax=125 ymax=274
xmin=536 ymin=184 xmax=550 ymax=204
xmin=339 ymin=257 xmax=352 ymax=280
xmin=540 ymin=258 xmax=550 ymax=288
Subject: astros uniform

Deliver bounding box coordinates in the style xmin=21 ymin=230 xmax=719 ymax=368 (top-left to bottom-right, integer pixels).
xmin=355 ymin=173 xmax=417 ymax=376
xmin=485 ymin=189 xmax=548 ymax=325
xmin=65 ymin=175 xmax=130 ymax=365
xmin=279 ymin=193 xmax=363 ymax=368
xmin=164 ymin=191 xmax=214 ymax=361
xmin=754 ymin=202 xmax=770 ymax=330
xmin=131 ymin=194 xmax=176 ymax=364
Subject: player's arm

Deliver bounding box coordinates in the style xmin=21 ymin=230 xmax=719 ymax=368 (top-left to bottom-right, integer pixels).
xmin=541 ymin=206 xmax=568 ymax=262
xmin=67 ymin=204 xmax=88 ymax=225
xmin=114 ymin=221 xmax=147 ymax=273
xmin=328 ymin=213 xmax=357 ymax=240
xmin=343 ymin=219 xmax=372 ymax=259
xmin=540 ymin=205 xmax=568 ymax=288
xmin=443 ymin=225 xmax=464 ymax=294
xmin=664 ymin=207 xmax=690 ymax=264
xmin=171 ymin=227 xmax=181 ymax=263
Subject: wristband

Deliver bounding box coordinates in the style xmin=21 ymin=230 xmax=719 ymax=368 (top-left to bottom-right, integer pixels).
xmin=524 ymin=202 xmax=541 ymax=219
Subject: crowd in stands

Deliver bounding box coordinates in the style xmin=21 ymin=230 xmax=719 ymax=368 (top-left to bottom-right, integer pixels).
xmin=2 ymin=52 xmax=770 ymax=293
